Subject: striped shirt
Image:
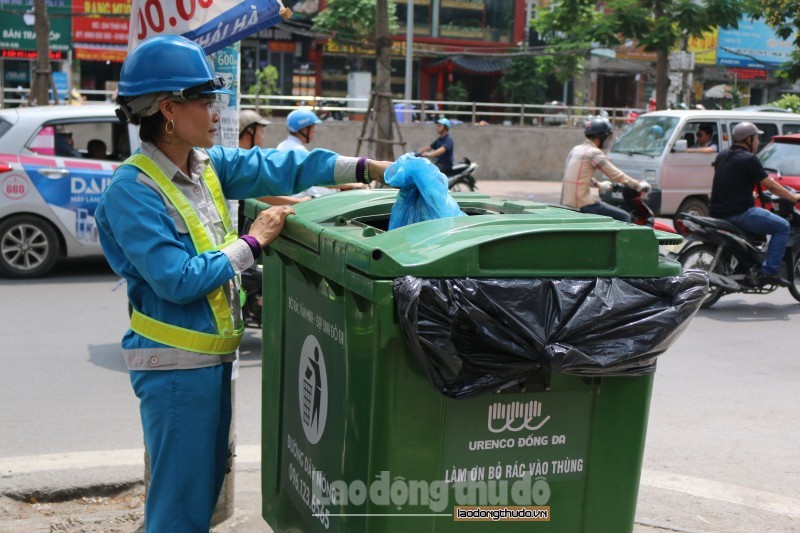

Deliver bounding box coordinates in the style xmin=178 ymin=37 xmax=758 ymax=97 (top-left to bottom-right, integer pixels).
xmin=561 ymin=141 xmax=639 ymax=208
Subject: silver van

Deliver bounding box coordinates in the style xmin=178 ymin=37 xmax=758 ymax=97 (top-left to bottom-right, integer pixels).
xmin=600 ymin=110 xmax=800 ymax=221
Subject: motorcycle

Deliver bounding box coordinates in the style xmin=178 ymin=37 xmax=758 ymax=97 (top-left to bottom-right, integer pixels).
xmin=239 ymin=215 xmax=263 ymax=328
xmin=240 ymin=263 xmax=263 ymax=328
xmin=412 ymin=153 xmax=479 ymax=192
xmin=591 ymin=179 xmax=677 ymax=233
xmin=446 ymin=157 xmax=479 ymax=192
xmin=316 ymin=100 xmax=347 ymax=121
xmin=675 ymin=188 xmax=800 ymax=308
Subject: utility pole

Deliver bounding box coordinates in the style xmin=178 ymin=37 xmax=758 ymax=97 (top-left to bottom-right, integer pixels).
xmin=404 ymin=0 xmax=413 ymax=104
xmin=30 ymin=0 xmax=55 ymax=106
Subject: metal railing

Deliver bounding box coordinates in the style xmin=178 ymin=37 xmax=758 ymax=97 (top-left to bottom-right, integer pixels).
xmin=1 ymin=87 xmax=640 ymax=128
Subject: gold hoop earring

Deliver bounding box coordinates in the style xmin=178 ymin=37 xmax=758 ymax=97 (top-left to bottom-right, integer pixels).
xmin=165 ymin=119 xmax=175 ymax=134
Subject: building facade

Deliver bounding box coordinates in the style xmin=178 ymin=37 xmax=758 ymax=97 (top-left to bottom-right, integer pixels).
xmin=1 ymin=1 xmax=798 ymax=113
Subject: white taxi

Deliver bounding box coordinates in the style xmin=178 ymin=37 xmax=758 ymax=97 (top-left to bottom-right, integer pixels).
xmin=0 ymin=105 xmax=137 ymax=277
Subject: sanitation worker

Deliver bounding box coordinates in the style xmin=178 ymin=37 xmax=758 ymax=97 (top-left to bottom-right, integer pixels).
xmin=95 ymin=34 xmax=389 ymax=532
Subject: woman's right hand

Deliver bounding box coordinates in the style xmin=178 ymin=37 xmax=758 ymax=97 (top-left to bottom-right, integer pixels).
xmin=248 ymin=205 xmax=295 ymax=248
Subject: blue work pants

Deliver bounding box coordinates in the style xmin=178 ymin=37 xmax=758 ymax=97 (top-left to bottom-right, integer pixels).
xmin=131 ymin=363 xmax=232 ymax=533
xmin=580 ymin=201 xmax=631 ymax=223
xmin=725 ymin=207 xmax=790 ymax=275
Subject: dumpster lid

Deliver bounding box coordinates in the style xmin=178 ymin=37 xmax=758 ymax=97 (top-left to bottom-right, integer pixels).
xmin=267 ymin=191 xmax=682 ymax=279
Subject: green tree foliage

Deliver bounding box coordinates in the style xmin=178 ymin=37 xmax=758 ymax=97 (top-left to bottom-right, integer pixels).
xmin=769 ymin=94 xmax=800 ymax=113
xmin=498 ymin=56 xmax=547 ymax=104
xmin=532 ymin=0 xmax=610 ymax=83
xmin=534 ymin=0 xmax=747 ymax=109
xmin=247 ymin=65 xmax=279 ymax=113
xmin=313 ymin=0 xmax=398 ymax=44
xmin=444 ymin=80 xmax=469 ymax=103
xmin=751 ymin=0 xmax=800 ymax=81
xmin=443 ymin=80 xmax=469 ymax=113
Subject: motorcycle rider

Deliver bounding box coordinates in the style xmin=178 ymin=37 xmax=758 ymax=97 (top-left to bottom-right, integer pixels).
xmin=278 ymin=108 xmax=321 ymax=151
xmin=96 ymin=35 xmax=391 ymax=532
xmin=418 ymin=118 xmax=454 ymax=175
xmin=709 ymin=121 xmax=800 ymax=285
xmin=238 ymin=108 xmax=270 ymax=149
xmin=239 ymin=109 xmax=311 ymax=206
xmin=561 ymin=117 xmax=650 ymax=222
xmin=278 ymin=109 xmax=367 ymax=197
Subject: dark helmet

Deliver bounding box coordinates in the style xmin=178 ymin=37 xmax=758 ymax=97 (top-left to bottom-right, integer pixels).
xmin=585 ymin=117 xmax=613 ymax=143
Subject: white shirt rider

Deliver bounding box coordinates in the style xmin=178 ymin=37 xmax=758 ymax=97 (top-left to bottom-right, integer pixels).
xmin=277 ymin=133 xmax=337 ymax=198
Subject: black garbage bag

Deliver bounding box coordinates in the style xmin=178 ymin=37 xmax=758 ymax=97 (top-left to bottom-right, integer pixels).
xmin=394 ymin=271 xmax=709 ymax=399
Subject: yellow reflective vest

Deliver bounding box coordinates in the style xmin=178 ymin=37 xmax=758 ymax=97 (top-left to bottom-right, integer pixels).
xmin=123 ymin=154 xmax=244 ymax=355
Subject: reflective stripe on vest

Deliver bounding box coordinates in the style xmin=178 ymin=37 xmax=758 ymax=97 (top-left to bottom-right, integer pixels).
xmin=123 ymin=153 xmax=243 ymax=355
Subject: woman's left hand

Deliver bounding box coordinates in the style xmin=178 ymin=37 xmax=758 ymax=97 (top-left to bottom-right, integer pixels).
xmin=248 ymin=205 xmax=295 ymax=248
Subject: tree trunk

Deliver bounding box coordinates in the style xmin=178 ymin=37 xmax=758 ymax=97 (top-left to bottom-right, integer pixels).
xmin=653 ymin=4 xmax=668 ymax=111
xmin=31 ymin=0 xmax=52 ymax=106
xmin=374 ymin=0 xmax=395 ymax=161
xmin=655 ymin=48 xmax=669 ymax=111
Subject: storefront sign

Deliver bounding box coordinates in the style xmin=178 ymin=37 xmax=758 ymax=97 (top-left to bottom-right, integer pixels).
xmin=73 ymin=47 xmax=128 ymax=62
xmin=71 ymin=0 xmax=130 ymax=63
xmin=728 ymin=68 xmax=767 ymax=80
xmin=1 ymin=49 xmax=65 ymax=59
xmin=129 ymin=0 xmax=285 ymax=54
xmin=72 ymin=0 xmax=130 ymax=45
xmin=269 ymin=40 xmax=296 ymax=53
xmin=687 ymin=29 xmax=718 ymax=66
xmin=0 ymin=0 xmax=71 ymax=52
xmin=718 ymin=17 xmax=793 ymax=69
xmin=324 ymin=40 xmax=406 ymax=57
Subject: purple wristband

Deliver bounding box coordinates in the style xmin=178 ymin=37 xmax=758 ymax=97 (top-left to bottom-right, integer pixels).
xmin=240 ymin=235 xmax=261 ymax=260
xmin=356 ymin=157 xmax=371 ymax=184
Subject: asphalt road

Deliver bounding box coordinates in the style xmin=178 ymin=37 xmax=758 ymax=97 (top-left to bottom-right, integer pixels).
xmin=1 ymin=183 xmax=799 ymax=532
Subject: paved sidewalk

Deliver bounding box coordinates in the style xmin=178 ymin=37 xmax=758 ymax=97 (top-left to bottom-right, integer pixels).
xmin=469 ymin=179 xmax=562 ymax=204
xmin=3 ymin=457 xmax=798 ymax=532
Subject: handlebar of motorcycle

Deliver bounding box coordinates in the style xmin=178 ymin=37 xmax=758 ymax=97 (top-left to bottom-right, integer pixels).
xmin=762 ymin=166 xmax=783 ymax=180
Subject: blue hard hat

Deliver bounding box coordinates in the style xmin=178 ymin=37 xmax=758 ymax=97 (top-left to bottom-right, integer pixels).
xmin=287 ymin=109 xmax=322 ymax=133
xmin=651 ymin=124 xmax=663 ymax=136
xmin=436 ymin=118 xmax=451 ymax=129
xmin=118 ymin=35 xmax=230 ymax=98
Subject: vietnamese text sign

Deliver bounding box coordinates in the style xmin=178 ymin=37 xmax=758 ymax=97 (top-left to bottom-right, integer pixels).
xmin=718 ymin=18 xmax=793 ymax=69
xmin=0 ymin=0 xmax=71 ymax=52
xmin=128 ymin=0 xmax=285 ymax=54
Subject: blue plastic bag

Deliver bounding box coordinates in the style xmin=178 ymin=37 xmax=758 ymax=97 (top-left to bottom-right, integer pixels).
xmin=384 ymin=153 xmax=466 ymax=230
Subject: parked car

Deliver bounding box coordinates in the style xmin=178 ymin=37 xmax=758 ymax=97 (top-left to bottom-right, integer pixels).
xmin=758 ymin=133 xmax=800 ymax=190
xmin=0 ymin=105 xmax=136 ymax=277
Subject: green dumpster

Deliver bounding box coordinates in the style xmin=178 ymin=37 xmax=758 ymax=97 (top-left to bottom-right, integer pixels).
xmin=247 ymin=190 xmax=701 ymax=532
